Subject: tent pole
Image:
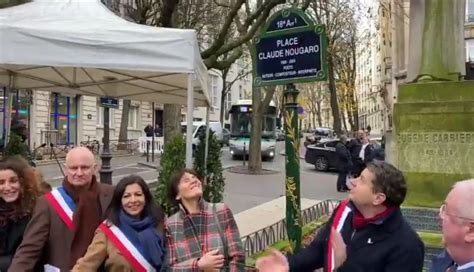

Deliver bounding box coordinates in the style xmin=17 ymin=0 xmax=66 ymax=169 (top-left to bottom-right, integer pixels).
xmin=4 ymin=74 xmax=15 ymax=154
xmin=204 ymin=106 xmax=210 ymax=183
xmin=185 ymin=74 xmax=194 ymax=168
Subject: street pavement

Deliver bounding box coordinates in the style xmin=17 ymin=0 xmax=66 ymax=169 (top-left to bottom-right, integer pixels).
xmin=38 ymin=141 xmax=346 ymax=214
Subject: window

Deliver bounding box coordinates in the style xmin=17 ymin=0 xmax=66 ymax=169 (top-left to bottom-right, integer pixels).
xmin=224 ymin=92 xmax=232 ymax=114
xmin=128 ymin=105 xmax=139 ymax=129
xmin=209 ymin=74 xmax=219 ymax=110
xmin=466 ymin=39 xmax=474 ymax=62
xmin=239 ymin=85 xmax=243 ymax=99
xmin=96 ymin=101 xmax=114 ymax=127
xmin=467 ymin=0 xmax=474 ymax=22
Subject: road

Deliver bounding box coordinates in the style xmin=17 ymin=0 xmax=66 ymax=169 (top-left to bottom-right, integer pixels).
xmin=38 ymin=141 xmax=346 ymax=214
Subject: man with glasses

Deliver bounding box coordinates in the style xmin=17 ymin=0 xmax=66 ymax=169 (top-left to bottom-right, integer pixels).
xmin=9 ymin=147 xmax=114 ymax=271
xmin=429 ymin=179 xmax=474 ymax=272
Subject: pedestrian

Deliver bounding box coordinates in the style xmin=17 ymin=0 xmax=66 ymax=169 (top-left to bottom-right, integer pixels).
xmin=0 ymin=157 xmax=40 ymax=271
xmin=335 ymin=135 xmax=351 ymax=192
xmin=256 ymin=161 xmax=425 ymax=272
xmin=163 ymin=168 xmax=245 ymax=271
xmin=144 ymin=124 xmax=154 ymax=137
xmin=354 ymin=133 xmax=375 ymax=176
xmin=346 ymin=130 xmax=365 ymax=177
xmin=429 ymin=179 xmax=474 ymax=272
xmin=73 ymin=175 xmax=165 ymax=272
xmin=9 ymin=147 xmax=114 ymax=271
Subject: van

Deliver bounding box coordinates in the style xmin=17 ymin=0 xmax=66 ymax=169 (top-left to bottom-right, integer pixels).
xmin=181 ymin=121 xmax=224 ymax=148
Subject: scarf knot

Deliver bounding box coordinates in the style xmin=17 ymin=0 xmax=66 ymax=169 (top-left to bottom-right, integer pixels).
xmin=119 ymin=210 xmax=164 ymax=270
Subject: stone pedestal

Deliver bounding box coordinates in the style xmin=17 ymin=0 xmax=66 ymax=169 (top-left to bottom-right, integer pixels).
xmin=394 ymin=81 xmax=474 ymax=207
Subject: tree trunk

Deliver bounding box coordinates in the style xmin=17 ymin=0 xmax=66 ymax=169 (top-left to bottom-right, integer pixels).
xmin=220 ymin=68 xmax=229 ymax=124
xmin=341 ymin=109 xmax=348 ymax=132
xmin=346 ymin=101 xmax=355 ymax=131
xmin=163 ymin=104 xmax=182 ymax=146
xmin=118 ymin=99 xmax=131 ymax=150
xmin=316 ymin=101 xmax=323 ymax=127
xmin=328 ymin=55 xmax=342 ymax=135
xmin=248 ymin=86 xmax=263 ymax=173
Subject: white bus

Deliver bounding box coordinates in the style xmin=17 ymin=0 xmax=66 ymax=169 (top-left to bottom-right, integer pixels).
xmin=228 ymin=100 xmax=277 ymax=160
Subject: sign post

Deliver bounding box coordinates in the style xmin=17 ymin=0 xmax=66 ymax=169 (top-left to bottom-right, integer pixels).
xmin=252 ymin=8 xmax=327 ymax=253
xmin=99 ymin=97 xmax=118 ymax=185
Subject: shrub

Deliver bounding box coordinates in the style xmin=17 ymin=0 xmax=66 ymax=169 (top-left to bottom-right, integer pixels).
xmin=193 ymin=130 xmax=225 ymax=203
xmin=155 ymin=135 xmax=185 ymax=216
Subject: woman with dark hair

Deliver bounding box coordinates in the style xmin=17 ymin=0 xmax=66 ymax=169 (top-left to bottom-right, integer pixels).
xmin=163 ymin=168 xmax=245 ymax=271
xmin=0 ymin=157 xmax=40 ymax=270
xmin=73 ymin=175 xmax=165 ymax=272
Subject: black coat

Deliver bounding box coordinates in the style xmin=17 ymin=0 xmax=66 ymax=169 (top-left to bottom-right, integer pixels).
xmin=353 ymin=144 xmax=375 ymax=176
xmin=288 ymin=202 xmax=425 ymax=272
xmin=0 ymin=217 xmax=29 ymax=271
xmin=335 ymin=142 xmax=352 ymax=173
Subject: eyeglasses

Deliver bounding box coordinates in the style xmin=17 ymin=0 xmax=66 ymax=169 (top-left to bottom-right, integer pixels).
xmin=439 ymin=203 xmax=474 ymax=222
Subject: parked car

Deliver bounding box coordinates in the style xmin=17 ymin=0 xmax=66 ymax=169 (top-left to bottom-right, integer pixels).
xmin=304 ymin=127 xmax=335 ymax=147
xmin=304 ymin=139 xmax=339 ymax=171
xmin=276 ymin=129 xmax=285 ymax=141
xmin=222 ymin=128 xmax=230 ymax=146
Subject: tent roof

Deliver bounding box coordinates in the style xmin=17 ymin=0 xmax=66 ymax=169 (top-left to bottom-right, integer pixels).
xmin=0 ymin=0 xmax=210 ymax=107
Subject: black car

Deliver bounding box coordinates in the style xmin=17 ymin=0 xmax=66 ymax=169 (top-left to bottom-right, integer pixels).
xmin=304 ymin=139 xmax=339 ymax=171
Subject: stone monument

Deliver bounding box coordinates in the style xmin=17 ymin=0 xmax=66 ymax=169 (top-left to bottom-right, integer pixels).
xmin=394 ymin=0 xmax=474 ymax=207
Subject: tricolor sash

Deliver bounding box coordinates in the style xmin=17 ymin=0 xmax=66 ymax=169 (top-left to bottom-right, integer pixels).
xmin=45 ymin=187 xmax=76 ymax=231
xmin=327 ymin=199 xmax=352 ymax=272
xmin=99 ymin=222 xmax=156 ymax=272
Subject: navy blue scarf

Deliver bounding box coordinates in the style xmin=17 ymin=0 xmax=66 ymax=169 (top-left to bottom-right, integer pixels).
xmin=119 ymin=210 xmax=164 ymax=270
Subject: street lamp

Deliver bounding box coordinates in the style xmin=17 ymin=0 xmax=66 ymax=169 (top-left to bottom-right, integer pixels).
xmin=99 ymin=77 xmax=117 ymax=185
xmin=283 ymin=83 xmax=302 ymax=253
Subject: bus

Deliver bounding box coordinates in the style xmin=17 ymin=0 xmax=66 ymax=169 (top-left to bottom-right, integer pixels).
xmin=228 ymin=100 xmax=277 ymax=160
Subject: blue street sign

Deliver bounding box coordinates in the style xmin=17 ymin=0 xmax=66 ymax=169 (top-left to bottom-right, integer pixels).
xmin=255 ymin=31 xmax=323 ymax=84
xmin=252 ymin=8 xmax=327 ymax=87
xmin=100 ymin=97 xmax=119 ymax=109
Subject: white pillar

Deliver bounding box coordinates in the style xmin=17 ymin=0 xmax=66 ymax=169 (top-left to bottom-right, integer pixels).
xmin=185 ymin=74 xmax=194 ymax=168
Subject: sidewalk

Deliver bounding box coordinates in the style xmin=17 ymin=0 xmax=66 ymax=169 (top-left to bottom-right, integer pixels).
xmin=234 ymin=196 xmax=320 ymax=237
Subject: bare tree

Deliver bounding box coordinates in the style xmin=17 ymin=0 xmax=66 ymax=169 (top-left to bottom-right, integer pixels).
xmin=219 ymin=56 xmax=251 ymax=124
xmin=299 ymin=82 xmax=329 ymax=129
xmin=307 ymin=0 xmax=358 ymax=135
xmin=107 ymin=0 xmax=285 ymax=146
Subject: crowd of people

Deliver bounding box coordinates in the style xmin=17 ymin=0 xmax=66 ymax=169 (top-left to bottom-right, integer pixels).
xmin=0 ymin=145 xmax=472 ymax=271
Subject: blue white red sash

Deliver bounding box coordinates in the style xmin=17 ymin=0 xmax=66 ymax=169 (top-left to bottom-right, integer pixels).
xmin=45 ymin=187 xmax=76 ymax=231
xmin=327 ymin=199 xmax=352 ymax=272
xmin=99 ymin=222 xmax=156 ymax=272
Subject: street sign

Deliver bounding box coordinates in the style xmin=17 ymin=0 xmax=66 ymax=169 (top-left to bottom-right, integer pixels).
xmin=252 ymin=8 xmax=327 ymax=87
xmin=100 ymin=97 xmax=119 ymax=109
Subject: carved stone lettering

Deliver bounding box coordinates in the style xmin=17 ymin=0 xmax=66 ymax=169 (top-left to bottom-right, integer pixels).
xmin=397 ymin=132 xmax=474 ymax=174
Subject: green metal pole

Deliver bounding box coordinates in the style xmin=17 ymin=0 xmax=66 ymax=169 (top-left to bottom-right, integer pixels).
xmin=284 ymin=83 xmax=302 ymax=253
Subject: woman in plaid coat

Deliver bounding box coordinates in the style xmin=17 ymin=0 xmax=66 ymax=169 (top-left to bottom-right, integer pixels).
xmin=163 ymin=169 xmax=245 ymax=271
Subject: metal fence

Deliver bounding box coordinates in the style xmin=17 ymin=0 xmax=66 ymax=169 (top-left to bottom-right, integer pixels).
xmin=240 ymin=199 xmax=340 ymax=258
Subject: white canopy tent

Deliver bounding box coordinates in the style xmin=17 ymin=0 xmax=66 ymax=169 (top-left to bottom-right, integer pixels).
xmin=0 ymin=0 xmax=210 ymax=168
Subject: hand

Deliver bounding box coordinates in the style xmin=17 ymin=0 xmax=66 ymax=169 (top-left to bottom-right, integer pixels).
xmin=256 ymin=249 xmax=289 ymax=272
xmin=197 ymin=249 xmax=225 ymax=270
xmin=332 ymin=227 xmax=347 ymax=269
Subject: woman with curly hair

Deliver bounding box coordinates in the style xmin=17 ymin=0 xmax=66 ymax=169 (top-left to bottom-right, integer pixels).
xmin=0 ymin=157 xmax=40 ymax=270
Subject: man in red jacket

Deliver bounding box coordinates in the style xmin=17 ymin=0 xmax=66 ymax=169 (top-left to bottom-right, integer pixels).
xmin=257 ymin=161 xmax=424 ymax=272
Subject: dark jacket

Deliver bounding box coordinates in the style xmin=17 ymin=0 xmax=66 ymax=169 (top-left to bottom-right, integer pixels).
xmin=288 ymin=202 xmax=425 ymax=272
xmin=346 ymin=138 xmax=362 ymax=161
xmin=353 ymin=144 xmax=375 ymax=175
xmin=429 ymin=250 xmax=474 ymax=272
xmin=9 ymin=183 xmax=114 ymax=271
xmin=0 ymin=217 xmax=29 ymax=271
xmin=335 ymin=142 xmax=352 ymax=173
